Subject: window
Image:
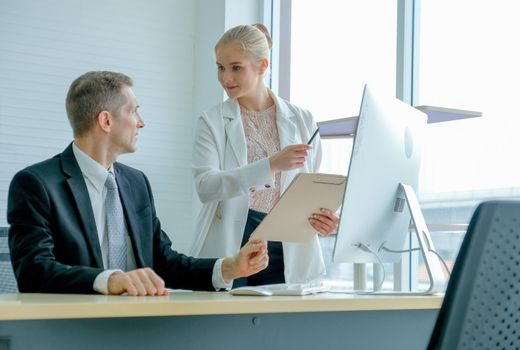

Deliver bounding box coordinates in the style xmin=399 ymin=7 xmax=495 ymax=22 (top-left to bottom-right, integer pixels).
xmin=289 ymin=0 xmax=398 ymax=288
xmin=417 ymin=0 xmax=520 ymax=285
xmin=284 ymin=0 xmax=518 ymax=291
xmin=419 ymin=0 xmax=520 ymax=195
xmin=290 ymin=0 xmax=397 ymax=122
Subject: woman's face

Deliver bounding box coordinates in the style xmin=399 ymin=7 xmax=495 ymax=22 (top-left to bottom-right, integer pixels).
xmin=216 ymin=43 xmax=266 ymax=100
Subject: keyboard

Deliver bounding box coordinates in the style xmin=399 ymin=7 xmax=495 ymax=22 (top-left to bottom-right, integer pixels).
xmin=229 ymin=282 xmax=330 ymax=296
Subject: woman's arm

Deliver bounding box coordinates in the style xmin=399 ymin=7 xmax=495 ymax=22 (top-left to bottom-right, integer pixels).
xmin=192 ymin=116 xmax=275 ymax=203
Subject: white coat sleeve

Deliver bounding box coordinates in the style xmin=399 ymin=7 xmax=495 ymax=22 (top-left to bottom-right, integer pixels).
xmin=192 ymin=116 xmax=275 ymax=203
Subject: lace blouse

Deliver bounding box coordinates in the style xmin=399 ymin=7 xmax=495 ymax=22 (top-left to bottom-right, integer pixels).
xmin=241 ymin=104 xmax=281 ymax=213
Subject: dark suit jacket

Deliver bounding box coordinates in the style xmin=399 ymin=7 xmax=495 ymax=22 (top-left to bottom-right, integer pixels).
xmin=7 ymin=143 xmax=216 ymax=293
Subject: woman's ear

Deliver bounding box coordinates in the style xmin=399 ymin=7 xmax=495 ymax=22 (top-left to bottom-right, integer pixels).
xmin=259 ymin=58 xmax=269 ymax=75
xmin=97 ymin=111 xmax=112 ymax=133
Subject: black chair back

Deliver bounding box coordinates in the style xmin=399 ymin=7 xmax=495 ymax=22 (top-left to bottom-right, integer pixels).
xmin=428 ymin=201 xmax=520 ymax=349
xmin=0 ymin=227 xmax=18 ymax=293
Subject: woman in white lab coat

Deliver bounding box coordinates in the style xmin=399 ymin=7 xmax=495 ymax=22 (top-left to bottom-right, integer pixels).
xmin=190 ymin=24 xmax=339 ymax=286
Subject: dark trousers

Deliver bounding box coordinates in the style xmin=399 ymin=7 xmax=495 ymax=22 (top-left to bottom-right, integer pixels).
xmin=233 ymin=209 xmax=285 ymax=287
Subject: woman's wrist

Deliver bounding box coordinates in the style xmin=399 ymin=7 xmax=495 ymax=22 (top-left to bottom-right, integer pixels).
xmin=269 ymin=155 xmax=278 ymax=174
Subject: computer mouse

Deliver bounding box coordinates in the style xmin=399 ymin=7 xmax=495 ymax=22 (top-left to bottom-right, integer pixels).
xmin=229 ymin=286 xmax=273 ymax=296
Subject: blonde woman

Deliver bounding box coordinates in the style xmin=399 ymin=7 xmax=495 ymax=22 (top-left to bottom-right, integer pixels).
xmin=191 ymin=24 xmax=339 ymax=286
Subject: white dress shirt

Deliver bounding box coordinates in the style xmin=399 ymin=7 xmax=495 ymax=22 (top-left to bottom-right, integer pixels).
xmin=72 ymin=143 xmax=231 ymax=294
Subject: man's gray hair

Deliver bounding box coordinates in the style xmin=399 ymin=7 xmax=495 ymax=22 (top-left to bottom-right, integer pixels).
xmin=66 ymin=71 xmax=133 ymax=137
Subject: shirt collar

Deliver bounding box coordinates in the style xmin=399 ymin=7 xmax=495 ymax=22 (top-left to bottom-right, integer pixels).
xmin=72 ymin=143 xmax=113 ymax=193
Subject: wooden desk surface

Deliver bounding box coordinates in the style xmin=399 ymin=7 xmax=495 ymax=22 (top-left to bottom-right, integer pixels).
xmin=0 ymin=291 xmax=443 ymax=321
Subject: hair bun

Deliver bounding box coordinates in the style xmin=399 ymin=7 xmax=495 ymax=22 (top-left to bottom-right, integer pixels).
xmin=253 ymin=23 xmax=273 ymax=49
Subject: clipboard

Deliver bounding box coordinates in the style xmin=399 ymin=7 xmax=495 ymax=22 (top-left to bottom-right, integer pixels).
xmin=251 ymin=173 xmax=347 ymax=243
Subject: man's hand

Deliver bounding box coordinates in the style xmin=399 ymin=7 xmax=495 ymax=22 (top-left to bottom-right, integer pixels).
xmin=221 ymin=239 xmax=268 ymax=283
xmin=107 ymin=268 xmax=169 ymax=296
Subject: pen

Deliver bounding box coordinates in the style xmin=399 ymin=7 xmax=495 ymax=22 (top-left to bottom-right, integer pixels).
xmin=307 ymin=127 xmax=320 ymax=145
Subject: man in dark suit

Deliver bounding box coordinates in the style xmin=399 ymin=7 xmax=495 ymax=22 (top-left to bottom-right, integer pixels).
xmin=7 ymin=71 xmax=268 ymax=295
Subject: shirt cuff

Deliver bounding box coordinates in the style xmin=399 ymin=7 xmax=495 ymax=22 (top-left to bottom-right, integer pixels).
xmin=212 ymin=258 xmax=233 ymax=290
xmin=93 ymin=269 xmax=123 ymax=295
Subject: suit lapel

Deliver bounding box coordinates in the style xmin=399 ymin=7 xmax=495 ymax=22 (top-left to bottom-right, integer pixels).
xmin=114 ymin=166 xmax=145 ymax=267
xmin=222 ymin=99 xmax=248 ymax=167
xmin=61 ymin=144 xmax=104 ymax=268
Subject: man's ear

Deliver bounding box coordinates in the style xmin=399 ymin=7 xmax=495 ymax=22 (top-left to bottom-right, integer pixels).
xmin=97 ymin=111 xmax=112 ymax=133
xmin=259 ymin=58 xmax=269 ymax=75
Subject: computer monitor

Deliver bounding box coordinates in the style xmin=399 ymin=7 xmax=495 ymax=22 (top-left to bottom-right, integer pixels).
xmin=332 ymin=85 xmax=446 ymax=293
xmin=333 ymin=85 xmax=426 ymax=264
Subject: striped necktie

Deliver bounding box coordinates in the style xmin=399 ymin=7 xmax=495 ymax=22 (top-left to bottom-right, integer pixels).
xmin=104 ymin=171 xmax=127 ymax=271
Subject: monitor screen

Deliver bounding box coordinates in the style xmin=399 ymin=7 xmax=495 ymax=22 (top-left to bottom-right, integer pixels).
xmin=333 ymin=85 xmax=427 ymax=263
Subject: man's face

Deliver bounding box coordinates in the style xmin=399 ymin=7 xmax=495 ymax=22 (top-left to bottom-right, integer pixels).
xmin=109 ymin=86 xmax=144 ymax=155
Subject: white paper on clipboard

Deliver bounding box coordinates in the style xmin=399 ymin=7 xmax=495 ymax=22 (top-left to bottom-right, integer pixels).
xmin=251 ymin=173 xmax=347 ymax=243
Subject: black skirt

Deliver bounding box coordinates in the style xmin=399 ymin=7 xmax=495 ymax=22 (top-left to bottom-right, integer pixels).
xmin=232 ymin=209 xmax=285 ymax=287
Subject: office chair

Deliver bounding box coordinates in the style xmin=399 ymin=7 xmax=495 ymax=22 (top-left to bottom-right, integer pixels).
xmin=427 ymin=201 xmax=520 ymax=350
xmin=0 ymin=227 xmax=18 ymax=293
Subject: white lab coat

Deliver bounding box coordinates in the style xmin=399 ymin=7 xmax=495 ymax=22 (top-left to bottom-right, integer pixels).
xmin=190 ymin=92 xmax=326 ymax=283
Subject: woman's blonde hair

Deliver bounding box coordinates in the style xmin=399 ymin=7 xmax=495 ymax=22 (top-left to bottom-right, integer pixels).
xmin=215 ymin=24 xmax=272 ymax=63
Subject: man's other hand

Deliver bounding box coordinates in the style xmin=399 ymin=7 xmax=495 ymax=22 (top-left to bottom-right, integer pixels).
xmin=107 ymin=268 xmax=169 ymax=296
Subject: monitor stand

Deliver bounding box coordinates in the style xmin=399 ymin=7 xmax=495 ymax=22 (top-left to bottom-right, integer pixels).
xmin=401 ymin=183 xmax=447 ymax=294
xmin=360 ymin=183 xmax=447 ymax=295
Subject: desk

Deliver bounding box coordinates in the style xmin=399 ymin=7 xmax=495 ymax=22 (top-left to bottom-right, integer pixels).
xmin=0 ymin=292 xmax=441 ymax=350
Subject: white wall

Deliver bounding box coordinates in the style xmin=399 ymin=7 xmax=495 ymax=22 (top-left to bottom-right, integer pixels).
xmin=0 ymin=0 xmax=262 ymax=254
xmin=225 ymin=0 xmax=262 ymax=28
xmin=191 ymin=0 xmax=226 ymax=229
xmin=0 ymin=0 xmax=198 ymax=251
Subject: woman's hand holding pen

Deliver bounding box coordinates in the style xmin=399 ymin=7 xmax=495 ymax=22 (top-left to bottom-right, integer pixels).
xmin=269 ymin=144 xmax=312 ymax=174
xmin=309 ymin=208 xmax=340 ymax=236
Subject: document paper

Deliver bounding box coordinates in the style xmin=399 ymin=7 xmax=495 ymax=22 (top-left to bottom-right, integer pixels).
xmin=251 ymin=173 xmax=346 ymax=243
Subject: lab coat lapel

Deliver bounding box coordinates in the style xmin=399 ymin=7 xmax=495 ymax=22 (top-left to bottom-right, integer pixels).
xmin=61 ymin=144 xmax=104 ymax=268
xmin=222 ymin=99 xmax=248 ymax=167
xmin=273 ymin=94 xmax=297 ymax=149
xmin=273 ymin=94 xmax=298 ymax=190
